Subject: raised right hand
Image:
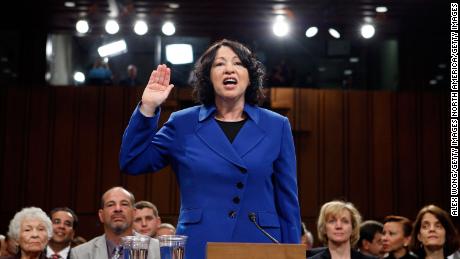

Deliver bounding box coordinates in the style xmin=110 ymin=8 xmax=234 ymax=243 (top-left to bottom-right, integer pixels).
xmin=140 ymin=64 xmax=174 ymax=117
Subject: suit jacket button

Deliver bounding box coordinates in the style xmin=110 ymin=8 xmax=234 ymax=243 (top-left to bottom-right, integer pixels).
xmin=228 ymin=210 xmax=237 ymax=218
xmin=236 ymin=182 xmax=244 ymax=189
xmin=232 ymin=197 xmax=240 ymax=204
xmin=239 ymin=167 xmax=247 ymax=174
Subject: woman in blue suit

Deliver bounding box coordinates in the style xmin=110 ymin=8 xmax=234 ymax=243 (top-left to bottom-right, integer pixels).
xmin=120 ymin=39 xmax=301 ymax=259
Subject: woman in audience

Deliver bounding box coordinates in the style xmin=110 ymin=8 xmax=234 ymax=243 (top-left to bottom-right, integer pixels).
xmin=0 ymin=207 xmax=52 ymax=259
xmin=410 ymin=204 xmax=459 ymax=259
xmin=310 ymin=200 xmax=374 ymax=259
xmin=382 ymin=215 xmax=417 ymax=259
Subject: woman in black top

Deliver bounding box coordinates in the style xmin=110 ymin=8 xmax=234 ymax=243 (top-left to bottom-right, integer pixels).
xmin=410 ymin=205 xmax=459 ymax=259
xmin=382 ymin=215 xmax=417 ymax=259
xmin=310 ymin=200 xmax=375 ymax=259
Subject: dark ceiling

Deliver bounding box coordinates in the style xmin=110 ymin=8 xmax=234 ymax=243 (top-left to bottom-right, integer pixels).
xmin=43 ymin=0 xmax=447 ymax=39
xmin=0 ymin=1 xmax=449 ymax=87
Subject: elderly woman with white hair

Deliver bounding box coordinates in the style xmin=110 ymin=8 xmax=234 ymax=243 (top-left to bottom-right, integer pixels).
xmin=0 ymin=207 xmax=52 ymax=259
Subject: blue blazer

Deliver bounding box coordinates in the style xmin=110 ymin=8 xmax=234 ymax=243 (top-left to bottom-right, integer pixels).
xmin=120 ymin=104 xmax=301 ymax=259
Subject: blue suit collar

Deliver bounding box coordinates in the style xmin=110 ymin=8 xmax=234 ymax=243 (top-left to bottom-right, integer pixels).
xmin=198 ymin=103 xmax=260 ymax=123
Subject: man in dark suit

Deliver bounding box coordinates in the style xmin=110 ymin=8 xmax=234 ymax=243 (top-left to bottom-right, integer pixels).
xmin=46 ymin=207 xmax=78 ymax=259
xmin=70 ymin=186 xmax=160 ymax=259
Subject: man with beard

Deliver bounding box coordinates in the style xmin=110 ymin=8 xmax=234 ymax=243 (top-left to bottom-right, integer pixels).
xmin=46 ymin=207 xmax=78 ymax=259
xmin=71 ymin=187 xmax=160 ymax=259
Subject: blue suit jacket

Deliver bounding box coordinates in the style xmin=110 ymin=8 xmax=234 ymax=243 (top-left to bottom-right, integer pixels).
xmin=120 ymin=104 xmax=301 ymax=259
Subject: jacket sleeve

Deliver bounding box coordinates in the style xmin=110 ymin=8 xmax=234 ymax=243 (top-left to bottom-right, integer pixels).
xmin=273 ymin=117 xmax=301 ymax=243
xmin=119 ymin=105 xmax=177 ymax=174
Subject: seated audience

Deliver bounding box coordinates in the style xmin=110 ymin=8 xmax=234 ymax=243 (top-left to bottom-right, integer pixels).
xmin=119 ymin=64 xmax=141 ymax=86
xmin=301 ymin=221 xmax=314 ymax=250
xmin=46 ymin=207 xmax=78 ymax=259
xmin=86 ymin=58 xmax=113 ymax=86
xmin=154 ymin=223 xmax=176 ymax=237
xmin=70 ymin=186 xmax=160 ymax=259
xmin=382 ymin=215 xmax=417 ymax=259
xmin=310 ymin=200 xmax=374 ymax=259
xmin=358 ymin=220 xmax=385 ymax=258
xmin=410 ymin=205 xmax=459 ymax=259
xmin=0 ymin=207 xmax=52 ymax=259
xmin=133 ymin=201 xmax=161 ymax=237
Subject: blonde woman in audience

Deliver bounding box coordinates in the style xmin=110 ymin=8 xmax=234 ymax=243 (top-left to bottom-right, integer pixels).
xmin=0 ymin=207 xmax=52 ymax=259
xmin=382 ymin=215 xmax=417 ymax=259
xmin=310 ymin=200 xmax=374 ymax=259
xmin=410 ymin=205 xmax=459 ymax=259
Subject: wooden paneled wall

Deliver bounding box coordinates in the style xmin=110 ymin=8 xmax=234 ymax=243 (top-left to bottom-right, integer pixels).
xmin=0 ymin=86 xmax=453 ymax=243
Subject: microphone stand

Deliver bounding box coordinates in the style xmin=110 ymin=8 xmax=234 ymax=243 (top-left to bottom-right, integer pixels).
xmin=248 ymin=213 xmax=280 ymax=244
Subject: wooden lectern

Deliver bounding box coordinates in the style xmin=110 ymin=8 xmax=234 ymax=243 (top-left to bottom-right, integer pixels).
xmin=207 ymin=242 xmax=306 ymax=259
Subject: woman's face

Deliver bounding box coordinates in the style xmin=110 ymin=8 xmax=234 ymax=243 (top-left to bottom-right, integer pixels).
xmin=18 ymin=219 xmax=48 ymax=254
xmin=382 ymin=222 xmax=409 ymax=254
xmin=417 ymin=212 xmax=446 ymax=250
xmin=210 ymin=46 xmax=250 ymax=104
xmin=325 ymin=209 xmax=353 ymax=245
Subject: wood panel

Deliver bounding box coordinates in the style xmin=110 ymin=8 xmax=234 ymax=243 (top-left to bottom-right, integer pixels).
xmin=0 ymin=86 xmax=454 ymax=236
xmin=347 ymin=91 xmax=371 ymax=217
xmin=24 ymin=88 xmax=51 ymax=207
xmin=371 ymin=91 xmax=395 ymax=218
xmin=73 ymin=87 xmax=100 ymax=213
xmin=321 ymin=90 xmax=345 ymax=202
xmin=1 ymin=88 xmax=28 ymax=212
xmin=396 ymin=92 xmax=419 ymax=218
xmin=420 ymin=92 xmax=446 ymax=207
xmin=296 ymin=89 xmax=319 ymax=218
xmin=49 ymin=87 xmax=76 ymax=208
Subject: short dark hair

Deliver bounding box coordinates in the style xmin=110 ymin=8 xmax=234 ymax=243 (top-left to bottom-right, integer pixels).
xmin=100 ymin=186 xmax=135 ymax=209
xmin=410 ymin=204 xmax=459 ymax=257
xmin=358 ymin=220 xmax=383 ymax=248
xmin=49 ymin=207 xmax=79 ymax=229
xmin=134 ymin=201 xmax=159 ymax=217
xmin=383 ymin=215 xmax=412 ymax=237
xmin=192 ymin=39 xmax=265 ymax=106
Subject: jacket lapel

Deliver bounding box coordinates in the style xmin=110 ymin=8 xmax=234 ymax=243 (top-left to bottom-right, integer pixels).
xmin=231 ymin=118 xmax=265 ymax=157
xmin=195 ymin=104 xmax=265 ymax=169
xmin=94 ymin=235 xmax=108 ymax=259
xmin=196 ymin=118 xmax=247 ymax=170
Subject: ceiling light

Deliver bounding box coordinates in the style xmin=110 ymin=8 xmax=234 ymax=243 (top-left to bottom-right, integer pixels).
xmin=64 ymin=1 xmax=76 ymax=8
xmin=305 ymin=27 xmax=318 ymax=38
xmin=76 ymin=20 xmax=89 ymax=34
xmin=74 ymin=71 xmax=85 ymax=83
xmin=105 ymin=20 xmax=119 ymax=34
xmin=349 ymin=57 xmax=359 ymax=63
xmin=376 ymin=6 xmax=388 ymax=13
xmin=344 ymin=69 xmax=353 ymax=75
xmin=169 ymin=3 xmax=180 ymax=9
xmin=360 ymin=24 xmax=375 ymax=39
xmin=166 ymin=44 xmax=194 ymax=64
xmin=162 ymin=22 xmax=176 ymax=36
xmin=328 ymin=28 xmax=340 ymax=39
xmin=134 ymin=20 xmax=148 ymax=35
xmin=273 ymin=15 xmax=289 ymax=37
xmin=97 ymin=40 xmax=127 ymax=57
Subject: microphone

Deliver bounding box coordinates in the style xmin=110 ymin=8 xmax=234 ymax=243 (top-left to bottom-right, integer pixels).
xmin=248 ymin=213 xmax=280 ymax=244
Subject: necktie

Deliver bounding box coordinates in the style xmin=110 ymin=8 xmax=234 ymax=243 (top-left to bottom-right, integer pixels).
xmin=112 ymin=246 xmax=123 ymax=259
xmin=51 ymin=254 xmax=60 ymax=259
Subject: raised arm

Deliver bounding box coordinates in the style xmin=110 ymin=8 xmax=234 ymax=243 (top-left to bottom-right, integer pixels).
xmin=139 ymin=64 xmax=175 ymax=117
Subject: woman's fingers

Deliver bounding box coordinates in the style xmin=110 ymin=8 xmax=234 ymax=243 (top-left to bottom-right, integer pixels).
xmin=147 ymin=64 xmax=170 ymax=89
